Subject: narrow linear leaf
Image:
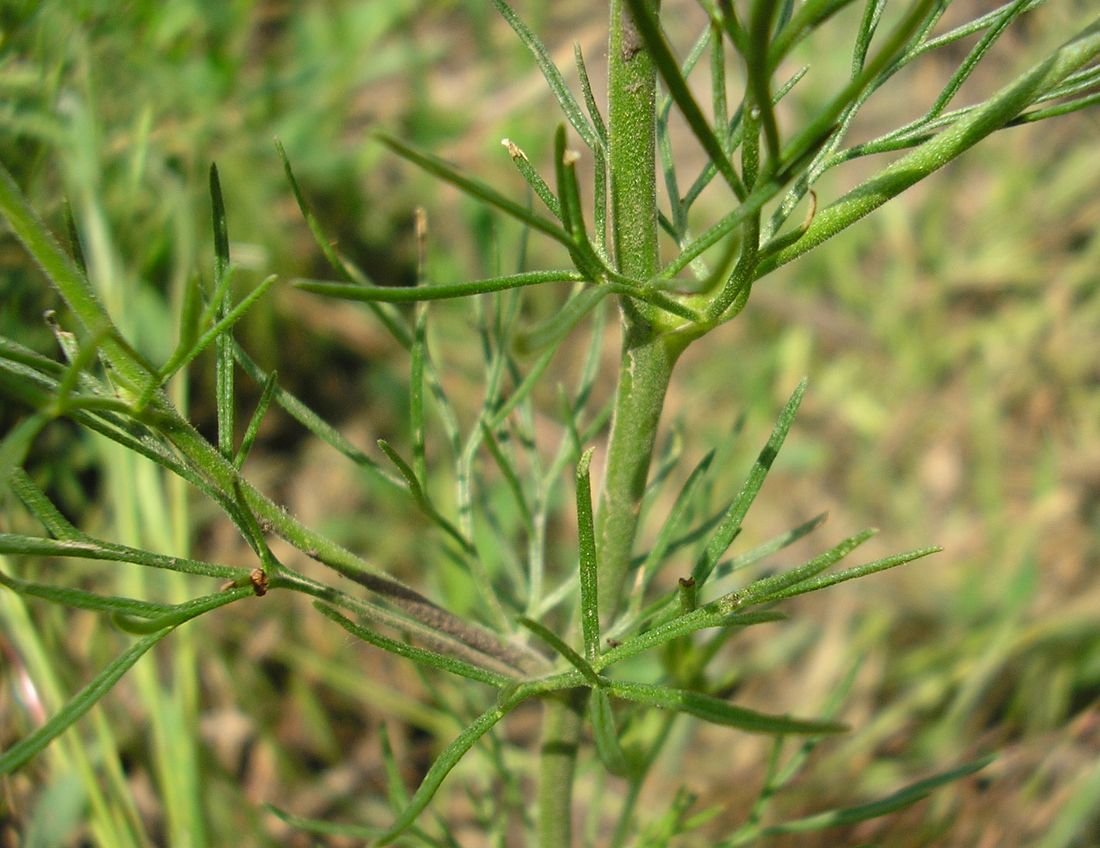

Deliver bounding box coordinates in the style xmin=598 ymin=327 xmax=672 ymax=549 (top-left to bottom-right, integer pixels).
xmin=715 ymin=511 xmax=827 ymax=579
xmin=377 ymin=439 xmax=473 ymax=554
xmin=601 ymin=609 xmax=786 ymax=670
xmin=276 ymin=139 xmax=412 ymax=348
xmin=745 ymin=0 xmax=783 ymax=165
xmin=374 ymin=131 xmax=572 ymax=248
xmin=234 ymin=369 xmax=278 ymax=469
xmin=232 ymin=340 xmax=400 ymax=487
xmin=694 ymin=378 xmax=806 ymax=584
xmin=736 ymin=756 xmax=994 ymax=842
xmin=517 ymin=616 xmax=600 ymax=687
xmin=759 ymin=17 xmax=1100 ymax=274
xmin=374 ymin=690 xmax=527 ymax=845
xmin=501 ymin=138 xmax=561 ymax=218
xmin=0 ymin=413 xmax=47 ymax=488
xmin=576 ymin=447 xmax=600 ymax=660
xmin=0 ymin=162 xmax=149 ymax=389
xmin=411 ymin=306 xmax=428 ymax=485
xmin=479 ymin=420 xmax=533 ymax=531
xmin=0 ymin=569 xmax=173 ymax=619
xmin=625 ymin=0 xmax=746 ymax=200
xmin=209 ymin=163 xmax=234 ymax=460
xmin=492 ymin=0 xmax=602 ymax=153
xmin=732 ymin=528 xmax=877 ymax=608
xmin=314 ymin=603 xmax=512 ymax=688
xmin=9 ymin=469 xmax=84 ymax=541
xmin=0 ymin=629 xmax=171 ymax=774
xmin=608 ymin=680 xmax=848 ymax=735
xmin=266 ymin=807 xmax=380 ymax=841
xmin=0 ymin=533 xmax=249 ymax=579
xmin=574 ymin=42 xmax=608 ymax=145
xmin=297 ymin=270 xmax=583 ymax=303
xmin=514 ymin=285 xmax=612 ymax=356
xmin=591 ymin=688 xmax=632 ymax=777
xmin=755 ymin=545 xmax=942 ymax=603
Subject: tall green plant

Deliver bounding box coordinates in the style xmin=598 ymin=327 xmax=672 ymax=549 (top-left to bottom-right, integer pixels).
xmin=2 ymin=2 xmax=1098 ymax=846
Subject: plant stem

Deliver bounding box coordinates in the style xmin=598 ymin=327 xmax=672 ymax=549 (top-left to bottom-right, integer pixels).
xmin=537 ymin=3 xmax=677 ymax=846
xmin=537 ymin=693 xmax=585 ymax=848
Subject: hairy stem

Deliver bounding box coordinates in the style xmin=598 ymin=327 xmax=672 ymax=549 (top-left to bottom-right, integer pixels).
xmin=538 ymin=3 xmax=673 ymax=846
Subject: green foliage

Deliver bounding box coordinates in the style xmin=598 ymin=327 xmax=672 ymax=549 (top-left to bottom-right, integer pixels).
xmin=1 ymin=1 xmax=1098 ymax=846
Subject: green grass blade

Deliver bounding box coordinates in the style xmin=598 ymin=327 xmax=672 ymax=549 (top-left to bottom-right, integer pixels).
xmin=297 ymin=270 xmax=584 ymax=303
xmin=575 ymin=447 xmax=601 ymax=661
xmin=492 ymin=0 xmax=602 ymax=153
xmin=625 ymin=0 xmax=746 ymax=200
xmin=608 ymin=680 xmax=848 ymax=735
xmin=693 ymin=378 xmax=806 ymax=584
xmin=0 ymin=628 xmax=171 ymax=774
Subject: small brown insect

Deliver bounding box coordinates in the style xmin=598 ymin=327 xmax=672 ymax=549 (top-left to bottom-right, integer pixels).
xmin=249 ymin=568 xmax=269 ymax=596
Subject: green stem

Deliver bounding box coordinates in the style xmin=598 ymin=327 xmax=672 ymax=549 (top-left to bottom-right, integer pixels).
xmin=537 ymin=693 xmax=586 ymax=848
xmin=537 ymin=3 xmax=680 ymax=847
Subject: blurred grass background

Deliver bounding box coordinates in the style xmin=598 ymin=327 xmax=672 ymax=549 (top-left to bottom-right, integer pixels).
xmin=1 ymin=1 xmax=1098 ymax=845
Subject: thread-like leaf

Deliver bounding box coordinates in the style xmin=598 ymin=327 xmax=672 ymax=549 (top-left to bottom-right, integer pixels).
xmin=625 ymin=0 xmax=746 ymax=200
xmin=576 ymin=447 xmax=600 ymax=661
xmin=492 ymin=0 xmax=602 ymax=153
xmin=373 ymin=689 xmax=527 ymax=845
xmin=297 ymin=270 xmax=583 ymax=303
xmin=517 ymin=616 xmax=600 ymax=687
xmin=375 ymin=131 xmax=572 ymax=248
xmin=314 ymin=603 xmax=512 ymax=688
xmin=754 ymin=545 xmax=942 ymax=603
xmin=694 ymin=379 xmax=806 ymax=584
xmin=514 ymin=285 xmax=613 ymax=356
xmin=0 ymin=629 xmax=171 ymax=775
xmin=725 ymin=756 xmax=994 ymax=844
xmin=0 ymin=533 xmax=249 ymax=579
xmin=608 ymin=680 xmax=848 ymax=735
xmin=731 ymin=528 xmax=877 ymax=608
xmin=233 ymin=369 xmax=278 ymax=469
xmin=276 ymin=139 xmax=411 ymax=348
xmin=209 ymin=163 xmax=234 ymax=460
xmin=591 ymin=688 xmax=632 ymax=777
